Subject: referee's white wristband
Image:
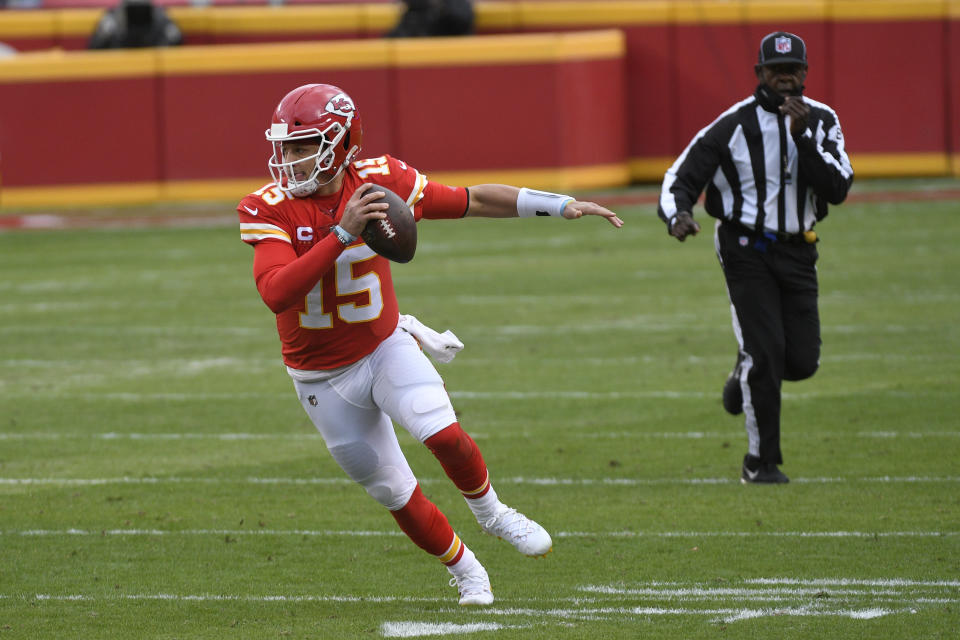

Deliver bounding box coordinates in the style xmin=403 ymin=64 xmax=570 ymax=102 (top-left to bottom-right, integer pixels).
xmin=517 ymin=187 xmax=574 ymax=218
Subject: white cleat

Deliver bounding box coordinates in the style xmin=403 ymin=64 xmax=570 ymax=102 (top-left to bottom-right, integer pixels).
xmin=448 ymin=564 xmax=494 ymax=606
xmin=481 ymin=505 xmax=553 ymax=557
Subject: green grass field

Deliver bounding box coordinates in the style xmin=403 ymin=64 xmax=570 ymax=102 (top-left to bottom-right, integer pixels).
xmin=1 ymin=182 xmax=958 ymax=639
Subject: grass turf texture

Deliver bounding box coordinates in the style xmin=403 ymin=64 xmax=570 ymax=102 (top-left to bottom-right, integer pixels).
xmin=1 ymin=183 xmax=958 ymax=639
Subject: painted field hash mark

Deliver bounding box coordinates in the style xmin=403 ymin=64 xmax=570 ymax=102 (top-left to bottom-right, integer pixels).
xmin=381 ymin=622 xmax=516 ymax=637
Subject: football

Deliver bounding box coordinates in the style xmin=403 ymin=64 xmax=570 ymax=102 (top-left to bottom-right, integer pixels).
xmin=360 ymin=185 xmax=417 ymax=263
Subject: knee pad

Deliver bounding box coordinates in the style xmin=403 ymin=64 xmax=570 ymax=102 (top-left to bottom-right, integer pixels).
xmin=328 ymin=441 xmax=416 ymax=510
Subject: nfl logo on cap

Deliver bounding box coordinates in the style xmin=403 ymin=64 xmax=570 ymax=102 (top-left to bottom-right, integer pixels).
xmin=758 ymin=31 xmax=807 ymax=67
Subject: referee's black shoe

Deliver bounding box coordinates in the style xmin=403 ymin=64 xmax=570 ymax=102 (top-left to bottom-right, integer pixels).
xmin=740 ymin=455 xmax=789 ymax=484
xmin=722 ymin=352 xmax=745 ymax=415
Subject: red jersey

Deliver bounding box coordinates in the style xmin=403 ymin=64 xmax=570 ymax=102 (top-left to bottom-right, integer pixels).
xmin=238 ymin=155 xmax=468 ymax=371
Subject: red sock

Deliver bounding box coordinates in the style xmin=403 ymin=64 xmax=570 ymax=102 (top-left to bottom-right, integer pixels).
xmin=390 ymin=485 xmax=464 ymax=565
xmin=424 ymin=422 xmax=491 ymax=499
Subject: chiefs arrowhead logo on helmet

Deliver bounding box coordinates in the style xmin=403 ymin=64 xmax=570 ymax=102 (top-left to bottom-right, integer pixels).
xmin=326 ymin=94 xmax=355 ymax=120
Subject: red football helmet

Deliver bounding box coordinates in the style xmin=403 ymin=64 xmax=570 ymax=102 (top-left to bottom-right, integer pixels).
xmin=265 ymin=84 xmax=363 ymax=197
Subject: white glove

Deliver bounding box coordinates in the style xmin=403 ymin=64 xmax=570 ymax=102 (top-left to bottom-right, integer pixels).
xmin=397 ymin=314 xmax=464 ymax=364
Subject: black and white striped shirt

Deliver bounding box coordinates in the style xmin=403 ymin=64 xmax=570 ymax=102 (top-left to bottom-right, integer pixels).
xmin=658 ymin=86 xmax=854 ymax=235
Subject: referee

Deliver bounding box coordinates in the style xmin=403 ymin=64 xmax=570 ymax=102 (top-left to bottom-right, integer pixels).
xmin=657 ymin=31 xmax=854 ymax=483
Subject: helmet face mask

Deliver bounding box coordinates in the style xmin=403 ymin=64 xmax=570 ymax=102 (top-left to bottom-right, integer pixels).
xmin=265 ymin=84 xmax=363 ymax=197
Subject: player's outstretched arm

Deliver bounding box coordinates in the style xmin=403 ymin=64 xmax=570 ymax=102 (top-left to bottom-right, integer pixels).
xmin=465 ymin=184 xmax=623 ymax=228
xmin=562 ymin=200 xmax=623 ymax=228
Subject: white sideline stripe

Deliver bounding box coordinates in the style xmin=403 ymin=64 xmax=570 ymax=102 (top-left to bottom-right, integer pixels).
xmin=4 ymin=529 xmax=955 ymax=539
xmin=3 ymin=430 xmax=958 ymax=441
xmin=2 ymin=475 xmax=960 ymax=488
xmin=2 ymin=476 xmax=959 ymax=486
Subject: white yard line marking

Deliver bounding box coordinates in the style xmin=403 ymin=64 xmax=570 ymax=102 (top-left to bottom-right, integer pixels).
xmin=747 ymin=578 xmax=960 ymax=587
xmin=451 ymin=390 xmax=710 ymax=399
xmin=7 ymin=577 xmax=953 ymax=632
xmin=503 ymin=476 xmax=960 ymax=485
xmin=29 ymin=593 xmax=445 ymax=603
xmin=3 ymin=529 xmax=955 ymax=539
xmin=466 ymin=605 xmax=906 ymax=623
xmin=3 ymin=388 xmax=955 ymax=401
xmin=2 ymin=475 xmax=959 ymax=487
xmin=0 ymin=433 xmax=320 ymax=441
xmin=7 ymin=529 xmax=407 ymax=537
xmin=580 ymin=585 xmax=958 ymax=597
xmin=0 ymin=325 xmax=262 ymax=336
xmin=0 ymin=391 xmax=712 ymax=401
xmin=3 ymin=430 xmax=957 ymax=441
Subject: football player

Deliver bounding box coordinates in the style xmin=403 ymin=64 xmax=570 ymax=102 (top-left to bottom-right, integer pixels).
xmin=237 ymin=83 xmax=623 ymax=606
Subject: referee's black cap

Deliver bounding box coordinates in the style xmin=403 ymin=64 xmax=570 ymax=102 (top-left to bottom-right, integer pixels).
xmin=757 ymin=31 xmax=807 ymax=67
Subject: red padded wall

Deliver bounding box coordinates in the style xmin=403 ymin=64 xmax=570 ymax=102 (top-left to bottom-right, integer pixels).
xmin=160 ymin=68 xmax=393 ymax=182
xmin=832 ymin=20 xmax=946 ymax=153
xmin=0 ymin=77 xmax=160 ymax=186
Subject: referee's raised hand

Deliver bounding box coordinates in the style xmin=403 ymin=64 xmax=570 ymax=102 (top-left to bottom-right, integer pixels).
xmin=781 ymin=96 xmax=811 ymax=137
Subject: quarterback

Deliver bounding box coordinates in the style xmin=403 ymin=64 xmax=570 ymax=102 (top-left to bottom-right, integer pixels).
xmin=237 ymin=83 xmax=622 ymax=605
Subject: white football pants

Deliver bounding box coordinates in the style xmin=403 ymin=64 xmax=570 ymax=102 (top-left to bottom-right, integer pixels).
xmin=292 ymin=328 xmax=458 ymax=511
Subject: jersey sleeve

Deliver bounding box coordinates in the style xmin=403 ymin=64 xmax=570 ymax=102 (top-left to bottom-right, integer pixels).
xmin=237 ymin=186 xmax=292 ymax=247
xmin=354 ymin=155 xmax=423 ymax=218
xmin=657 ymin=114 xmax=732 ymax=223
xmin=237 ymin=185 xmax=346 ymax=314
xmin=360 ymin=155 xmax=468 ymax=221
xmin=420 ymin=182 xmax=469 ymax=219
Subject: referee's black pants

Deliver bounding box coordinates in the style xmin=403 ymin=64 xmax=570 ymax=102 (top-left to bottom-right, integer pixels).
xmin=715 ymin=221 xmax=821 ymax=465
